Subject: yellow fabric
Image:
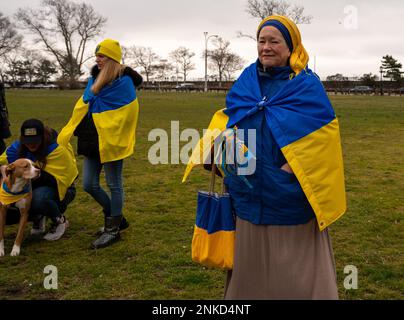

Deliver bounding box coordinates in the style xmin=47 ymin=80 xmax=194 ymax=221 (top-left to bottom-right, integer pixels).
xmin=95 ymin=39 xmax=122 ymax=63
xmin=46 ymin=141 xmax=78 ymax=201
xmin=57 ymin=96 xmax=88 ymax=148
xmin=280 ymin=118 xmax=346 ymax=231
xmin=182 ymin=109 xmax=228 ymax=182
xmin=257 ymin=15 xmax=309 ymax=75
xmin=192 ymin=225 xmax=235 ymax=270
xmin=58 ymin=96 xmax=139 ymax=164
xmin=0 ymin=185 xmax=29 ymax=205
xmin=93 ymin=101 xmax=139 ymax=163
xmin=0 ymin=151 xmax=7 ymax=166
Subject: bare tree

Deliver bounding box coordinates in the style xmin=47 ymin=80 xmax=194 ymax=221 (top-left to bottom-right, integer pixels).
xmin=169 ymin=47 xmax=195 ymax=82
xmin=208 ymin=37 xmax=245 ymax=86
xmin=153 ymin=59 xmax=174 ymax=83
xmin=238 ymin=0 xmax=313 ymax=40
xmin=16 ymin=0 xmax=106 ymax=88
xmin=246 ymin=0 xmax=312 ymax=22
xmin=0 ymin=12 xmax=23 ymax=59
xmin=223 ymin=53 xmax=246 ymax=81
xmin=129 ymin=46 xmax=159 ymax=83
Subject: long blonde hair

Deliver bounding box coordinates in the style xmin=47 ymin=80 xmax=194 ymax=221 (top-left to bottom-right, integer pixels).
xmin=91 ymin=58 xmax=125 ymax=95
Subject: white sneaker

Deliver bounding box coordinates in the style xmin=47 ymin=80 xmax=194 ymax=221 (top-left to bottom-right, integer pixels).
xmin=30 ymin=216 xmax=47 ymax=236
xmin=43 ymin=216 xmax=69 ymax=241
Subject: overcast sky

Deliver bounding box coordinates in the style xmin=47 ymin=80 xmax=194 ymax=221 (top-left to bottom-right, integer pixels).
xmin=2 ymin=0 xmax=404 ymax=80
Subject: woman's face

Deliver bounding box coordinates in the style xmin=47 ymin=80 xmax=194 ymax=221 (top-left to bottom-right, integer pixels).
xmin=25 ymin=143 xmax=40 ymax=152
xmin=95 ymin=54 xmax=108 ymax=70
xmin=257 ymin=26 xmax=291 ymax=68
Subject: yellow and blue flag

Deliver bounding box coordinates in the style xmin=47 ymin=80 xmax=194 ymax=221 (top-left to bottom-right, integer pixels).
xmin=58 ymin=75 xmax=139 ymax=163
xmin=184 ymin=62 xmax=346 ymax=231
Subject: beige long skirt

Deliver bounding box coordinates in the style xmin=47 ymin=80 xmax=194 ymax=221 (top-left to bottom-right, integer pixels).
xmin=224 ymin=217 xmax=339 ymax=300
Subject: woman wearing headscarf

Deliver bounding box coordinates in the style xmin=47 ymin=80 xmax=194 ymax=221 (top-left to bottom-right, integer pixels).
xmin=58 ymin=39 xmax=142 ymax=249
xmin=184 ymin=16 xmax=346 ymax=299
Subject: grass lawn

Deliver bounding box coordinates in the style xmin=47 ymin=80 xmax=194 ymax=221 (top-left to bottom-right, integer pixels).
xmin=0 ymin=89 xmax=402 ymax=299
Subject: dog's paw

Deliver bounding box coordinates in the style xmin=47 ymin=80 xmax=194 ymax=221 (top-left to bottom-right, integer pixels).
xmin=10 ymin=244 xmax=20 ymax=257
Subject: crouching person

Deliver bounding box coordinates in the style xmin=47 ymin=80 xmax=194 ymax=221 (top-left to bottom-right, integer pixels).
xmin=0 ymin=119 xmax=78 ymax=240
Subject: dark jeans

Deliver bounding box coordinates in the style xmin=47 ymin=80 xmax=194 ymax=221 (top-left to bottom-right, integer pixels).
xmin=82 ymin=157 xmax=124 ymax=217
xmin=30 ymin=186 xmax=62 ymax=222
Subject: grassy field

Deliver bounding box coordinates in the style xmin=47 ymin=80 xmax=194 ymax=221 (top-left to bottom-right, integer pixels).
xmin=0 ymin=89 xmax=402 ymax=300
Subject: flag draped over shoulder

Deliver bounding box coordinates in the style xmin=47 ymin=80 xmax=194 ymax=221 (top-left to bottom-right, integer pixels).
xmin=184 ymin=62 xmax=347 ymax=231
xmin=0 ymin=140 xmax=78 ymax=201
xmin=58 ymin=75 xmax=139 ymax=164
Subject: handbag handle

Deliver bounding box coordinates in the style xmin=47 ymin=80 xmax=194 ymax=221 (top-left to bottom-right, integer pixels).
xmin=209 ymin=151 xmax=226 ymax=195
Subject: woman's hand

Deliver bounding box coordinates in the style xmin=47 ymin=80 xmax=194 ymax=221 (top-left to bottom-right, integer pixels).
xmin=280 ymin=163 xmax=294 ymax=174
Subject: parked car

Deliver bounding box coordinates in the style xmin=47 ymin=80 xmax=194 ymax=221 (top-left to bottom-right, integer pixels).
xmin=398 ymin=87 xmax=404 ymax=93
xmin=175 ymin=83 xmax=195 ymax=91
xmin=349 ymin=86 xmax=373 ymax=94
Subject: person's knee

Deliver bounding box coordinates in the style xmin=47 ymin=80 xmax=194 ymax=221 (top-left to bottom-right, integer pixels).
xmin=106 ymin=182 xmax=123 ymax=195
xmin=83 ymin=180 xmax=99 ymax=194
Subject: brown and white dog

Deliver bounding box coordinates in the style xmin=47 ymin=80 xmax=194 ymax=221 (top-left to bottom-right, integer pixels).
xmin=0 ymin=159 xmax=40 ymax=257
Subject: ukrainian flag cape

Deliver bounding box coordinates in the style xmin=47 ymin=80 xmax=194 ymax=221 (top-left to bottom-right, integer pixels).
xmin=184 ymin=62 xmax=346 ymax=231
xmin=0 ymin=140 xmax=78 ymax=201
xmin=58 ymin=75 xmax=139 ymax=163
xmin=0 ymin=182 xmax=31 ymax=205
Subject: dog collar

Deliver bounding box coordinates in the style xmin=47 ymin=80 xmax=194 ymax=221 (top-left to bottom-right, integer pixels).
xmin=2 ymin=182 xmax=31 ymax=196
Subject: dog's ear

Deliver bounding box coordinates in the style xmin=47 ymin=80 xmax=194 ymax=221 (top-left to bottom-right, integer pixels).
xmin=3 ymin=164 xmax=15 ymax=189
xmin=5 ymin=164 xmax=15 ymax=177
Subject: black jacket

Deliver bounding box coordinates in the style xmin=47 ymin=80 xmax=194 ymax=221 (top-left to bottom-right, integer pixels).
xmin=31 ymin=129 xmax=59 ymax=191
xmin=74 ymin=66 xmax=143 ymax=160
xmin=0 ymin=82 xmax=11 ymax=144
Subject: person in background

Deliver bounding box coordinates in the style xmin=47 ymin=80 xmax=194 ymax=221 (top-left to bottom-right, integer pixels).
xmin=0 ymin=82 xmax=11 ymax=154
xmin=58 ymin=39 xmax=142 ymax=249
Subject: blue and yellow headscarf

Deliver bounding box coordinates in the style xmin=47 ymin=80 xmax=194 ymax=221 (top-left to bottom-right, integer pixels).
xmin=184 ymin=16 xmax=346 ymax=231
xmin=257 ymin=15 xmax=309 ymax=76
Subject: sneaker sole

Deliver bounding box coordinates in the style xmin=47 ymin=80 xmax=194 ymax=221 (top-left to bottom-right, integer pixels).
xmin=43 ymin=220 xmax=69 ymax=241
xmin=91 ymin=235 xmax=121 ymax=249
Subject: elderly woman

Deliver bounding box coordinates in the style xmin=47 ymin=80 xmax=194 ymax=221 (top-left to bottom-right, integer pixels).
xmin=184 ymin=15 xmax=346 ymax=300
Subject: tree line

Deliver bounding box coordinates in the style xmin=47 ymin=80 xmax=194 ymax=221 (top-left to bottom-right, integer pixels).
xmin=0 ymin=0 xmax=317 ymax=89
xmin=327 ymin=55 xmax=403 ymax=87
xmin=0 ymin=0 xmax=253 ymax=88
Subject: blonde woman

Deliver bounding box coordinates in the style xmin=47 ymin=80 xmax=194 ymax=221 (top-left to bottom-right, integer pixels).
xmin=59 ymin=39 xmax=142 ymax=249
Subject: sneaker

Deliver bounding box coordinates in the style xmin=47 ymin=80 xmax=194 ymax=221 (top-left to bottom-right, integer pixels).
xmin=43 ymin=216 xmax=69 ymax=241
xmin=30 ymin=216 xmax=47 ymax=236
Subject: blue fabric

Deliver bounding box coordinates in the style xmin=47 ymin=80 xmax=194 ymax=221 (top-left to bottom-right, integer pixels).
xmin=196 ymin=192 xmax=235 ymax=234
xmin=83 ymin=75 xmax=136 ymax=114
xmin=223 ymin=61 xmax=323 ymax=225
xmin=225 ymin=61 xmax=335 ymax=148
xmin=2 ymin=182 xmax=30 ymax=195
xmin=82 ymin=157 xmax=124 ymax=217
xmin=6 ymin=140 xmax=58 ymax=163
xmin=259 ymin=20 xmax=293 ymax=52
